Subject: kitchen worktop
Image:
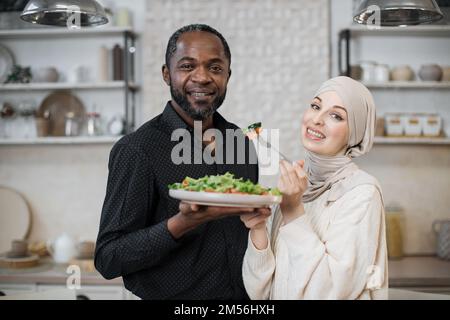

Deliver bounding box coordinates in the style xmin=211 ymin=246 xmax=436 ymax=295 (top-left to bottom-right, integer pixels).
xmin=0 ymin=256 xmax=449 ymax=289
xmin=388 ymin=256 xmax=450 ymax=287
xmin=0 ymin=259 xmax=122 ymax=286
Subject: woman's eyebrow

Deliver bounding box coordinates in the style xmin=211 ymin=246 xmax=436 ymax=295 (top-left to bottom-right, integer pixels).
xmin=332 ymin=105 xmax=347 ymax=113
xmin=314 ymin=96 xmax=322 ymax=102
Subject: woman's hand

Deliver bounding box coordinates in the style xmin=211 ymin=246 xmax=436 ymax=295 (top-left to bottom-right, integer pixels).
xmin=240 ymin=207 xmax=272 ymax=250
xmin=278 ymin=160 xmax=308 ymax=220
xmin=240 ymin=207 xmax=271 ymax=230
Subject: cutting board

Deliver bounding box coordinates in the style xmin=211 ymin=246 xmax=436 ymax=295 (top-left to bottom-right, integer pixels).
xmin=0 ymin=187 xmax=31 ymax=253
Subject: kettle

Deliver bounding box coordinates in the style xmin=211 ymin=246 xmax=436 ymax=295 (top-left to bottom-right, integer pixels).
xmin=47 ymin=233 xmax=77 ymax=264
xmin=433 ymin=220 xmax=450 ymax=260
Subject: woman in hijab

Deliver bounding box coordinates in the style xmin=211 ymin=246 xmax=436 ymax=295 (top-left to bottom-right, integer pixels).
xmin=241 ymin=76 xmax=388 ymax=300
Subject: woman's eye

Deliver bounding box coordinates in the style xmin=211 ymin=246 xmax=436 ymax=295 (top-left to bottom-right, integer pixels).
xmin=310 ymin=104 xmax=320 ymax=110
xmin=331 ymin=113 xmax=343 ymax=121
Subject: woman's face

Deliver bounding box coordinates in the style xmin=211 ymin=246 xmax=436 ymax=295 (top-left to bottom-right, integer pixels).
xmin=301 ymin=91 xmax=349 ymax=156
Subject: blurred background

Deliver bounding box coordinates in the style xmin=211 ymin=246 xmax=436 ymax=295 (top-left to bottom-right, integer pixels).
xmin=0 ymin=0 xmax=449 ymax=299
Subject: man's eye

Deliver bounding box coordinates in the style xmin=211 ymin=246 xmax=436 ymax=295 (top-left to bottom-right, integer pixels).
xmin=310 ymin=104 xmax=320 ymax=110
xmin=210 ymin=65 xmax=223 ymax=72
xmin=180 ymin=64 xmax=194 ymax=70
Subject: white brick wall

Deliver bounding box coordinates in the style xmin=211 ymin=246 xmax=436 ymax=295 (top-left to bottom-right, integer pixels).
xmin=142 ymin=0 xmax=331 ymax=183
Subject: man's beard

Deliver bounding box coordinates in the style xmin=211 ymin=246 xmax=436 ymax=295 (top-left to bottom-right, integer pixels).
xmin=170 ymin=85 xmax=226 ymax=120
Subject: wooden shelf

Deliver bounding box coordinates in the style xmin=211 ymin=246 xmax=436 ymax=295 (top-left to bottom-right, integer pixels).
xmin=374 ymin=136 xmax=450 ymax=145
xmin=0 ymin=136 xmax=122 ymax=145
xmin=348 ymin=24 xmax=450 ymax=36
xmin=0 ymin=81 xmax=139 ymax=91
xmin=363 ymin=81 xmax=450 ymax=89
xmin=0 ymin=27 xmax=135 ymax=39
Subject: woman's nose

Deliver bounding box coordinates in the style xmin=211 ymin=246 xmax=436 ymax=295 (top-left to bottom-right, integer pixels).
xmin=312 ymin=113 xmax=324 ymax=125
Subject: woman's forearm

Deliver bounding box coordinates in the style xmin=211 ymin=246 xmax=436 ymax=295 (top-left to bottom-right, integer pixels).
xmin=250 ymin=227 xmax=269 ymax=250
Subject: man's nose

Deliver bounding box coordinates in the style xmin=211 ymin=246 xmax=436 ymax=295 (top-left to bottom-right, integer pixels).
xmin=191 ymin=66 xmax=211 ymax=84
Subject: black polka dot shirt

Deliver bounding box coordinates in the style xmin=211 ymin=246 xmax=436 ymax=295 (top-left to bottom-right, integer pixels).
xmin=95 ymin=102 xmax=259 ymax=300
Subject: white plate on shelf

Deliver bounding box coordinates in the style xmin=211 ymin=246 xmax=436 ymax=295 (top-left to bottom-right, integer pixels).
xmin=169 ymin=189 xmax=282 ymax=208
xmin=0 ymin=44 xmax=14 ymax=83
xmin=0 ymin=186 xmax=31 ymax=253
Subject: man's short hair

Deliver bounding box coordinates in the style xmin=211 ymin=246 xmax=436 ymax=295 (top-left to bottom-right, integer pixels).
xmin=165 ymin=24 xmax=231 ymax=68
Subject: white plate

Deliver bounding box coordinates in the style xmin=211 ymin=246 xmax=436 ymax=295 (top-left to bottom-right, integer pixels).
xmin=169 ymin=189 xmax=282 ymax=208
xmin=0 ymin=187 xmax=31 ymax=253
xmin=0 ymin=44 xmax=14 ymax=83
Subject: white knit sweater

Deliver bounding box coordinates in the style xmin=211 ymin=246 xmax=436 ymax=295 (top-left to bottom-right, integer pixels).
xmin=242 ymin=181 xmax=388 ymax=300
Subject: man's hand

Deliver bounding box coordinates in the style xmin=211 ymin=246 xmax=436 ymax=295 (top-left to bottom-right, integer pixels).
xmin=168 ymin=202 xmax=256 ymax=239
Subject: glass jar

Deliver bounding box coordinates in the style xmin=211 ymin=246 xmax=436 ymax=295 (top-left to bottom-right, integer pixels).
xmin=385 ymin=206 xmax=405 ymax=259
xmin=65 ymin=112 xmax=81 ymax=137
xmin=85 ymin=112 xmax=103 ymax=136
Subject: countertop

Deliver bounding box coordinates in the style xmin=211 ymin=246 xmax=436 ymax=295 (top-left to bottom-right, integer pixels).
xmin=1 ymin=256 xmax=449 ymax=288
xmin=388 ymin=256 xmax=450 ymax=287
xmin=0 ymin=258 xmax=122 ymax=286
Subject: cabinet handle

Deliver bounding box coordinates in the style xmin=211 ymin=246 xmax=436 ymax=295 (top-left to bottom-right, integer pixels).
xmin=76 ymin=294 xmax=90 ymax=300
xmin=338 ymin=29 xmax=351 ymax=77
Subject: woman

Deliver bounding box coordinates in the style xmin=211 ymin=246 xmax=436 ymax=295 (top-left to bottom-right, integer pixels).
xmin=241 ymin=76 xmax=388 ymax=300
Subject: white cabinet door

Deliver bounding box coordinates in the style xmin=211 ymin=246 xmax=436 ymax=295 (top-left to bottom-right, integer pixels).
xmin=37 ymin=284 xmax=125 ymax=300
xmin=0 ymin=284 xmax=36 ymax=297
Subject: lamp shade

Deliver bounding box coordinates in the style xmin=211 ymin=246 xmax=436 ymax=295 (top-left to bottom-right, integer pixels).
xmin=20 ymin=0 xmax=109 ymax=27
xmin=354 ymin=0 xmax=444 ymax=26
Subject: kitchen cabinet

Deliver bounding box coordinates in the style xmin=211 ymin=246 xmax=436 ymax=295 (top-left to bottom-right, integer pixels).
xmin=0 ymin=283 xmax=138 ymax=300
xmin=389 ymin=256 xmax=450 ymax=295
xmin=0 ymin=283 xmax=36 ymax=296
xmin=338 ymin=25 xmax=450 ymax=146
xmin=37 ymin=284 xmax=127 ymax=300
xmin=0 ymin=27 xmax=139 ymax=145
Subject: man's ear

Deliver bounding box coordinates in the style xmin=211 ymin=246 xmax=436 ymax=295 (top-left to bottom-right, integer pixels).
xmin=162 ymin=64 xmax=170 ymax=85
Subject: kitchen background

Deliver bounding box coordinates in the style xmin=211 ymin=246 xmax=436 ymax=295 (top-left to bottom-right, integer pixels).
xmin=1 ymin=0 xmax=450 ymax=299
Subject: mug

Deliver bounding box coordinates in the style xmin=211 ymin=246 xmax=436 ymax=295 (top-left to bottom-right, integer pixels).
xmin=6 ymin=239 xmax=29 ymax=258
xmin=433 ymin=220 xmax=450 ymax=260
xmin=67 ymin=65 xmax=91 ymax=83
xmin=77 ymin=241 xmax=95 ymax=259
xmin=374 ymin=64 xmax=390 ymax=83
xmin=360 ymin=61 xmax=376 ymax=82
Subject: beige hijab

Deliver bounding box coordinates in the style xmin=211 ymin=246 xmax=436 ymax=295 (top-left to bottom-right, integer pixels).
xmin=302 ymin=76 xmax=377 ymax=204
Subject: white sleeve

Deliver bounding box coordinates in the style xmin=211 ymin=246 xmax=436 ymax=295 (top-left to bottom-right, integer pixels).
xmin=276 ymin=185 xmax=386 ymax=299
xmin=242 ymin=226 xmax=276 ymax=300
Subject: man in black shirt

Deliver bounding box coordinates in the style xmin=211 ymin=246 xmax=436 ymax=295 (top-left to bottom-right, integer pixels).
xmin=95 ymin=24 xmax=269 ymax=300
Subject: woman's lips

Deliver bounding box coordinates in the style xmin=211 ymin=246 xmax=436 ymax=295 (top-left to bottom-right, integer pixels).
xmin=305 ymin=127 xmax=326 ymax=141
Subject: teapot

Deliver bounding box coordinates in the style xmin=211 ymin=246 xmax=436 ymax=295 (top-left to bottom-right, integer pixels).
xmin=433 ymin=220 xmax=450 ymax=260
xmin=46 ymin=233 xmax=77 ymax=264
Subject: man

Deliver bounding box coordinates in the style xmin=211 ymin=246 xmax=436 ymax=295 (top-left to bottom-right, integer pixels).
xmin=95 ymin=24 xmax=266 ymax=300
